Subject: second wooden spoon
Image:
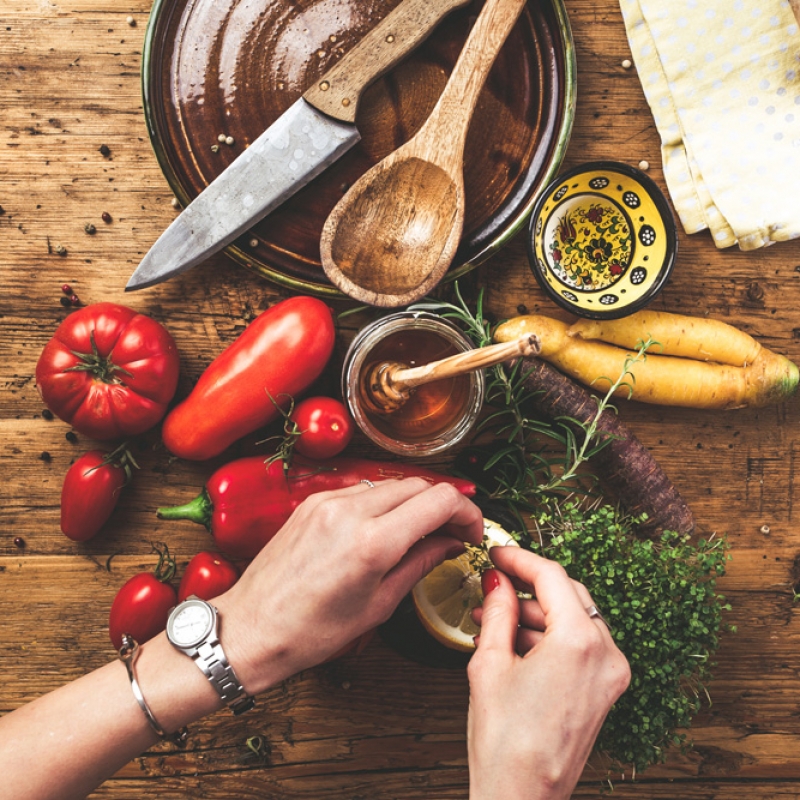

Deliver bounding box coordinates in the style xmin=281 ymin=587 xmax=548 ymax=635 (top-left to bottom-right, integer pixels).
xmin=320 ymin=0 xmax=529 ymax=307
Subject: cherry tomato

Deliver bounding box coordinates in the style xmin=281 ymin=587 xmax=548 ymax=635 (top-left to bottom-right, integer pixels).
xmin=60 ymin=447 xmax=134 ymax=541
xmin=108 ymin=545 xmax=177 ymax=650
xmin=178 ymin=551 xmax=240 ymax=602
xmin=291 ymin=396 xmax=354 ymax=460
xmin=36 ymin=302 xmax=180 ymax=440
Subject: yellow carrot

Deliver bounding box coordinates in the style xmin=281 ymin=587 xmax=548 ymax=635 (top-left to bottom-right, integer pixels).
xmin=494 ymin=313 xmax=799 ymax=409
xmin=569 ymin=310 xmax=761 ymax=367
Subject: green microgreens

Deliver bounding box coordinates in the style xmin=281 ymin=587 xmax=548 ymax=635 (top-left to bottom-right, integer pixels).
xmin=411 ymin=284 xmax=733 ymax=776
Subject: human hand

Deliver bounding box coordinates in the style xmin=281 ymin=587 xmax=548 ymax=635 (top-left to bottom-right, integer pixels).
xmin=215 ymin=478 xmax=484 ymax=694
xmin=467 ymin=547 xmax=630 ymax=800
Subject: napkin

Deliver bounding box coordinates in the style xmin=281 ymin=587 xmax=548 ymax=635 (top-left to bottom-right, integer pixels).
xmin=618 ymin=0 xmax=800 ymax=250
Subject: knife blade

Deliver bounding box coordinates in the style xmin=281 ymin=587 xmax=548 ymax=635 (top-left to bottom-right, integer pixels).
xmin=127 ymin=0 xmax=472 ymax=291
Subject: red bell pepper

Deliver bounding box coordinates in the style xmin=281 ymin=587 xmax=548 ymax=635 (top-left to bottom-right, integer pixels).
xmin=157 ymin=456 xmax=476 ymax=560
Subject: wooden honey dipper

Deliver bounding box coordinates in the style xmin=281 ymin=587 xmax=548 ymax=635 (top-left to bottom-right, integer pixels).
xmin=361 ymin=333 xmax=541 ymax=415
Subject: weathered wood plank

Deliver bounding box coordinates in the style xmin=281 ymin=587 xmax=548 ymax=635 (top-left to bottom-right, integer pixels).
xmin=4 ymin=0 xmax=800 ymax=796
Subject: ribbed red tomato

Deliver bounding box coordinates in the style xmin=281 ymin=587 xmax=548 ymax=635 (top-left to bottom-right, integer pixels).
xmin=36 ymin=303 xmax=180 ymax=440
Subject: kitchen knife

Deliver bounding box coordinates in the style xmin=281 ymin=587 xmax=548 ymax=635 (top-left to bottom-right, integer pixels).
xmin=127 ymin=0 xmax=472 ymax=291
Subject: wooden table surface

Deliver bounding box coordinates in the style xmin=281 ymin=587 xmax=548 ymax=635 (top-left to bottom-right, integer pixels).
xmin=3 ymin=0 xmax=800 ymax=797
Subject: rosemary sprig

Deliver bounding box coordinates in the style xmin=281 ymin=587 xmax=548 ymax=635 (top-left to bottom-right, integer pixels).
xmin=409 ymin=285 xmax=654 ymax=507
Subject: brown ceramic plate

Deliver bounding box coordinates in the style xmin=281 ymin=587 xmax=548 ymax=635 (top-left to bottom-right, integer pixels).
xmin=142 ymin=0 xmax=575 ymax=295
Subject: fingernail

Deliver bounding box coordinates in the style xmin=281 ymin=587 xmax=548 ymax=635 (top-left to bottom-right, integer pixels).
xmin=481 ymin=568 xmax=501 ymax=596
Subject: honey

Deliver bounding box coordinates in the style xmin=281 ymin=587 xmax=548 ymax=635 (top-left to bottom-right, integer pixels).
xmin=360 ymin=329 xmax=472 ymax=442
xmin=342 ymin=312 xmax=485 ymax=457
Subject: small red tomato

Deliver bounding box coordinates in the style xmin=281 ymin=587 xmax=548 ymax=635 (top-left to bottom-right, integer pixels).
xmin=109 ymin=544 xmax=178 ymax=650
xmin=60 ymin=446 xmax=136 ymax=541
xmin=291 ymin=396 xmax=354 ymax=460
xmin=178 ymin=551 xmax=240 ymax=602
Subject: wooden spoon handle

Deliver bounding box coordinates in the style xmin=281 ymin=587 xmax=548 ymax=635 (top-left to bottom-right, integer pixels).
xmin=391 ymin=334 xmax=541 ymax=391
xmin=302 ymin=0 xmax=471 ymax=124
xmin=417 ymin=0 xmax=529 ymax=147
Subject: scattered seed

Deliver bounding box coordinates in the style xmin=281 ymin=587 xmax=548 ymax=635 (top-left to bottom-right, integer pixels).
xmin=84 ymin=222 xmax=96 ymax=234
xmin=171 ymin=196 xmax=181 ymax=209
xmin=622 ymin=58 xmax=633 ymax=69
xmin=225 ymin=135 xmax=235 ymax=146
xmin=61 ymin=283 xmax=72 ymax=294
xmin=66 ymin=431 xmax=78 ymax=444
xmin=760 ymin=524 xmax=771 ymax=535
xmin=55 ymin=244 xmax=67 ymax=256
xmin=69 ymin=294 xmax=81 ymax=306
xmin=211 ymin=144 xmax=220 ymax=153
xmin=218 ymin=133 xmax=227 ymax=143
xmin=126 ymin=15 xmax=136 ymax=26
xmin=13 ymin=537 xmax=25 ymax=549
xmin=59 ymin=296 xmax=71 ymax=307
xmin=99 ymin=143 xmax=111 ymax=157
xmin=41 ymin=408 xmax=54 ymax=421
xmin=341 ymin=681 xmax=351 ymax=690
xmin=638 ymin=160 xmax=650 ymax=171
xmin=39 ymin=451 xmax=52 ymax=462
xmin=101 ymin=211 xmax=112 ymax=223
xmin=249 ymin=238 xmax=258 ymax=248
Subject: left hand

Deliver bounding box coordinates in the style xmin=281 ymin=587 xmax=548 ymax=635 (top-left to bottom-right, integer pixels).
xmin=214 ymin=478 xmax=484 ymax=693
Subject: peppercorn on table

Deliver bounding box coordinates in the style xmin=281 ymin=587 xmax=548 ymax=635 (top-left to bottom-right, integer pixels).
xmin=3 ymin=0 xmax=800 ymax=797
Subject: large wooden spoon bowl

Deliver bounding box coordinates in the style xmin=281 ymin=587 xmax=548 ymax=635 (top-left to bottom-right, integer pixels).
xmin=325 ymin=158 xmax=461 ymax=299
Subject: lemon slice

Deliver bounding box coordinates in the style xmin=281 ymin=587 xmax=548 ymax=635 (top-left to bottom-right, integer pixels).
xmin=412 ymin=518 xmax=519 ymax=652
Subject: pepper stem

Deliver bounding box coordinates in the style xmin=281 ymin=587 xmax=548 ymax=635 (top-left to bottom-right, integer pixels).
xmin=157 ymin=489 xmax=213 ymax=530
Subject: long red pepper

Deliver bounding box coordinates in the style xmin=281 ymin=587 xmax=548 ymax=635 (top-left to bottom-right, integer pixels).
xmin=157 ymin=456 xmax=476 ymax=560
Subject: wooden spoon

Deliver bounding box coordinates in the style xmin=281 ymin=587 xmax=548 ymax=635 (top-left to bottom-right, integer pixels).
xmin=320 ymin=0 xmax=529 ymax=307
xmin=362 ymin=333 xmax=541 ymax=414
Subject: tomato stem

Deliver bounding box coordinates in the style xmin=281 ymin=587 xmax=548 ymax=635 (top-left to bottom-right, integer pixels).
xmin=151 ymin=541 xmax=177 ymax=583
xmin=86 ymin=441 xmax=140 ymax=485
xmin=157 ymin=490 xmax=213 ymax=530
xmin=64 ymin=329 xmax=133 ymax=383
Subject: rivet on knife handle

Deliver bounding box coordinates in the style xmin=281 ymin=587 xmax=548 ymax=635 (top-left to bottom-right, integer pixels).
xmin=303 ymin=0 xmax=472 ymax=124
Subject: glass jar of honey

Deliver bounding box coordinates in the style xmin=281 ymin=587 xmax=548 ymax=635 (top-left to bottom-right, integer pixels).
xmin=342 ymin=312 xmax=485 ymax=457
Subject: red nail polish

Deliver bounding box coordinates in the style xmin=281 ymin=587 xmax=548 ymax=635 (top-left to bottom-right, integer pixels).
xmin=481 ymin=568 xmax=501 ymax=595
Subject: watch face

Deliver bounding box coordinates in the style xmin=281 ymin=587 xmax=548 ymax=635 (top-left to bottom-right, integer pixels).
xmin=168 ymin=599 xmax=214 ymax=648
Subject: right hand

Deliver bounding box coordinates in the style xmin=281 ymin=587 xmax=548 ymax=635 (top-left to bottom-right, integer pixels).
xmin=467 ymin=547 xmax=630 ymax=800
xmin=214 ymin=478 xmax=484 ymax=694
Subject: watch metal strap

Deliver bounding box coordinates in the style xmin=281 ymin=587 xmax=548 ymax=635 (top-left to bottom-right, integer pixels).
xmin=193 ymin=639 xmax=255 ymax=715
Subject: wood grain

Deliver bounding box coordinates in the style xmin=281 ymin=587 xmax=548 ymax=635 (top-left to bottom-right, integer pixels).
xmin=3 ymin=0 xmax=800 ymax=797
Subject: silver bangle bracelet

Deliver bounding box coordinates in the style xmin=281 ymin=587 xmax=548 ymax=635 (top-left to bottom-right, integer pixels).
xmin=119 ymin=633 xmax=188 ymax=747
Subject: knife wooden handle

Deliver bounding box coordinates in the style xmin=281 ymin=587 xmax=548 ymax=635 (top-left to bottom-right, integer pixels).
xmin=303 ymin=0 xmax=472 ymax=125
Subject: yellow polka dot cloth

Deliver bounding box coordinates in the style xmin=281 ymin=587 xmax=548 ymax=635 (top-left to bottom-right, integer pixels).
xmin=619 ymin=0 xmax=800 ymax=250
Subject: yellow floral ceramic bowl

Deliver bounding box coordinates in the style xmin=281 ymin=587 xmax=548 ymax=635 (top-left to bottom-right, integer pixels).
xmin=527 ymin=161 xmax=677 ymax=319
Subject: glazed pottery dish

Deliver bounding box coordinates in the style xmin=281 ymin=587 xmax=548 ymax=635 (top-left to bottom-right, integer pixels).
xmin=142 ymin=0 xmax=575 ymax=294
xmin=527 ymin=161 xmax=677 ymax=319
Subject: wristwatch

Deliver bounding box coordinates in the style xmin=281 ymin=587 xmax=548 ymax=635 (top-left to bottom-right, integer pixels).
xmin=165 ymin=596 xmax=255 ymax=715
